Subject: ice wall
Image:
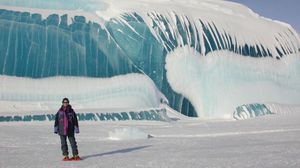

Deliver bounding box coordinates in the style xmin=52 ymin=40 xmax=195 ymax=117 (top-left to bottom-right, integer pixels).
xmin=0 ymin=0 xmax=299 ymax=118
xmin=165 ymin=46 xmax=300 ymax=118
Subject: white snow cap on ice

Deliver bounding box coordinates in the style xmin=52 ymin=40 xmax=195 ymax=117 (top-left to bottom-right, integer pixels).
xmin=1 ymin=0 xmax=299 ymax=56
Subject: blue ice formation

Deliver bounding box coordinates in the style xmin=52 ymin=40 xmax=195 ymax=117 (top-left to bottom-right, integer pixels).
xmin=233 ymin=104 xmax=274 ymax=120
xmin=0 ymin=108 xmax=168 ymax=122
xmin=0 ymin=0 xmax=299 ymax=118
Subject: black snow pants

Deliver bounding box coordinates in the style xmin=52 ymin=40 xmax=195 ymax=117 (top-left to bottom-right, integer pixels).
xmin=60 ymin=135 xmax=78 ymax=156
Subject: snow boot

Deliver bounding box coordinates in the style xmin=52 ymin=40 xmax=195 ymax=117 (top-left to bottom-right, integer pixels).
xmin=62 ymin=155 xmax=71 ymax=161
xmin=71 ymin=155 xmax=81 ymax=161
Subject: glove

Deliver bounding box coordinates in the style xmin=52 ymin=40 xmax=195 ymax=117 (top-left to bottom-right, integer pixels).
xmin=54 ymin=126 xmax=58 ymax=134
xmin=75 ymin=126 xmax=79 ymax=134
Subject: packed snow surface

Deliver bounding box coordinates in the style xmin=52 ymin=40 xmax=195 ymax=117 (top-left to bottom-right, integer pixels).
xmin=0 ymin=104 xmax=300 ymax=168
xmin=108 ymin=127 xmax=150 ymax=140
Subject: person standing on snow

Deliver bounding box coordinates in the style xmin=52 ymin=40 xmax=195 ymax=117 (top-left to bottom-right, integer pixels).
xmin=54 ymin=98 xmax=81 ymax=161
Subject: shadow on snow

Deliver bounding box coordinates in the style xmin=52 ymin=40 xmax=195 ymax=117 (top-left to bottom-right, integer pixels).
xmin=81 ymin=145 xmax=152 ymax=160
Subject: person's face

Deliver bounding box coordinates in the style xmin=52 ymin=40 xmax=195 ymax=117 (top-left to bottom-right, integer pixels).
xmin=63 ymin=101 xmax=69 ymax=107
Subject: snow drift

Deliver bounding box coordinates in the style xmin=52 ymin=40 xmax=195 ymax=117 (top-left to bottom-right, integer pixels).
xmin=0 ymin=73 xmax=166 ymax=113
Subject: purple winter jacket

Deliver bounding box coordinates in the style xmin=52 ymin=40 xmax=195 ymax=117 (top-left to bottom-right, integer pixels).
xmin=54 ymin=105 xmax=79 ymax=136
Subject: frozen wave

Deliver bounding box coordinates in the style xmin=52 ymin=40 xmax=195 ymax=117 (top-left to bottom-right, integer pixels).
xmin=0 ymin=0 xmax=299 ymax=118
xmin=165 ymin=46 xmax=300 ymax=118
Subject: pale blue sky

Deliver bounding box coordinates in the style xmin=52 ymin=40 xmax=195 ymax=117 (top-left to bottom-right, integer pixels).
xmin=227 ymin=0 xmax=300 ymax=33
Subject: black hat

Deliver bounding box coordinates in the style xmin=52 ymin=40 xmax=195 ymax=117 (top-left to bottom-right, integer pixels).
xmin=62 ymin=98 xmax=69 ymax=103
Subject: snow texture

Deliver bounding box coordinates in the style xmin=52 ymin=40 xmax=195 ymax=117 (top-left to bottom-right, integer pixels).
xmin=108 ymin=127 xmax=150 ymax=140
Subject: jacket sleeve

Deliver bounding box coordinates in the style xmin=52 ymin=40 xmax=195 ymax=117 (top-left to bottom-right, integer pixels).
xmin=54 ymin=112 xmax=59 ymax=133
xmin=73 ymin=111 xmax=79 ymax=128
xmin=73 ymin=110 xmax=79 ymax=133
xmin=54 ymin=112 xmax=59 ymax=127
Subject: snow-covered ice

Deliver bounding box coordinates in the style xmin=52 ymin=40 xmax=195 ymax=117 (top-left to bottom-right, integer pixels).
xmin=0 ymin=73 xmax=166 ymax=113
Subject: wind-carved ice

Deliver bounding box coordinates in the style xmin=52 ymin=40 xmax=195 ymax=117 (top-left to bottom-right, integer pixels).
xmin=0 ymin=0 xmax=299 ymax=118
